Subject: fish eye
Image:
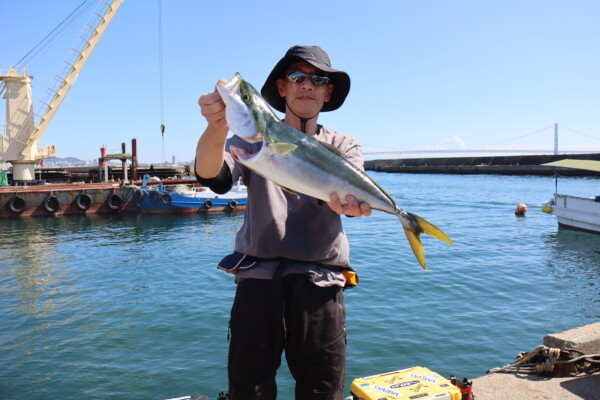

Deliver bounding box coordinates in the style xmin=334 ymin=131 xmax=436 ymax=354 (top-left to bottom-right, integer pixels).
xmin=242 ymin=93 xmax=250 ymax=102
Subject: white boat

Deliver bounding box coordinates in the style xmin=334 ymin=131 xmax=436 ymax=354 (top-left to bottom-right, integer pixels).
xmin=542 ymin=159 xmax=600 ymax=234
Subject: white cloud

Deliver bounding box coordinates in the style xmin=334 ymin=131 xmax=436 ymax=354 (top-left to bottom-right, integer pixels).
xmin=443 ymin=136 xmax=467 ymax=149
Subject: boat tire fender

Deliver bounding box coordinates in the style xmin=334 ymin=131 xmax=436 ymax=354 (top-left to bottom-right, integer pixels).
xmin=133 ymin=189 xmax=145 ymax=203
xmin=43 ymin=195 xmax=61 ymax=214
xmin=204 ymin=199 xmax=213 ymax=209
xmin=148 ymin=190 xmax=161 ymax=203
xmin=7 ymin=196 xmax=27 ymax=214
xmin=161 ymin=193 xmax=172 ymax=205
xmin=106 ymin=193 xmax=124 ymax=210
xmin=76 ymin=193 xmax=93 ymax=211
xmin=228 ymin=199 xmax=238 ymax=210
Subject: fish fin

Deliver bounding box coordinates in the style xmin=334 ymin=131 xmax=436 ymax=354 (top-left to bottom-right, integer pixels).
xmin=402 ymin=227 xmax=427 ymax=270
xmin=409 ymin=212 xmax=454 ymax=246
xmin=318 ymin=141 xmax=345 ymax=157
xmin=278 ymin=185 xmax=297 ymax=194
xmin=269 ymin=142 xmax=297 ymax=156
xmin=399 ymin=211 xmax=453 ymax=270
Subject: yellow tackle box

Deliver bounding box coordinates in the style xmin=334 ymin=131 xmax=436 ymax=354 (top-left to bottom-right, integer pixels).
xmin=350 ymin=366 xmax=461 ymax=400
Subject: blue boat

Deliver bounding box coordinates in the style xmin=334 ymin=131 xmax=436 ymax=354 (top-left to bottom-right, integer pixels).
xmin=135 ymin=174 xmax=247 ymax=214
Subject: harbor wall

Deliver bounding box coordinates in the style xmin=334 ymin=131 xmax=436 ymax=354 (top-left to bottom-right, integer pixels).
xmin=365 ymin=153 xmax=600 ymax=176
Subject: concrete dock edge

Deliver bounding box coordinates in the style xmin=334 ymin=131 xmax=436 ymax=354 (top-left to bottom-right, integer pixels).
xmin=472 ymin=322 xmax=600 ymax=400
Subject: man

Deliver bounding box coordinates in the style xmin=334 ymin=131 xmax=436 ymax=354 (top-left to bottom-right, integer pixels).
xmin=195 ymin=45 xmax=371 ymax=399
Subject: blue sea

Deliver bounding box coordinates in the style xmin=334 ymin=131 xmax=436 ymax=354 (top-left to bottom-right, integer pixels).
xmin=1 ymin=172 xmax=599 ymax=399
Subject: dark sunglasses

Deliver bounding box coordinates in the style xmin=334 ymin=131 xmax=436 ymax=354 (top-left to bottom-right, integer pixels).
xmin=286 ymin=70 xmax=330 ymax=86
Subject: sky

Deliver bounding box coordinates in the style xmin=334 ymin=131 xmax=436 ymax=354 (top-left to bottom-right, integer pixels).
xmin=2 ymin=0 xmax=600 ymax=164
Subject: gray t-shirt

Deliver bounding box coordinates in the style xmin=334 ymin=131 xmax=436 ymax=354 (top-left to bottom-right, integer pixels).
xmin=224 ymin=125 xmax=364 ymax=267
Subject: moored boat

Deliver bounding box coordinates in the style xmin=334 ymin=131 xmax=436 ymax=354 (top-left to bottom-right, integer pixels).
xmin=542 ymin=159 xmax=600 ymax=234
xmin=136 ymin=175 xmax=247 ymax=214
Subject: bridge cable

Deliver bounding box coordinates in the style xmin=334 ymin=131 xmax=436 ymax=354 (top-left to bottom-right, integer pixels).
xmin=484 ymin=124 xmax=556 ymax=147
xmin=558 ymin=124 xmax=600 ymax=141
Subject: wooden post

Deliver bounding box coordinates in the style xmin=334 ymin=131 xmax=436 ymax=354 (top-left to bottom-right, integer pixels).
xmin=132 ymin=138 xmax=138 ymax=181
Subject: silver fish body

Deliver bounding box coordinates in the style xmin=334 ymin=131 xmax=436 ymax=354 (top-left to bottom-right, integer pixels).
xmin=216 ymin=73 xmax=453 ymax=269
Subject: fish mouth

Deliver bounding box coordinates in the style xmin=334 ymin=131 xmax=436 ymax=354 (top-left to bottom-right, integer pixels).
xmin=216 ymin=73 xmax=242 ymax=106
xmin=218 ymin=73 xmax=267 ymax=143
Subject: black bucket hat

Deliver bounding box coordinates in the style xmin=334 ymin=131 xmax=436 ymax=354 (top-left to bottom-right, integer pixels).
xmin=261 ymin=45 xmax=351 ymax=113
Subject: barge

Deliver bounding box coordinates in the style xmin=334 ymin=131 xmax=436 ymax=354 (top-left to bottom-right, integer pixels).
xmin=0 ymin=182 xmax=139 ymax=217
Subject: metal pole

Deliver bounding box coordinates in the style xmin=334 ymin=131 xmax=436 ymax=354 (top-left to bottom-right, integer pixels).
xmin=554 ymin=123 xmax=558 ymax=155
xmin=132 ymin=138 xmax=138 ymax=181
xmin=121 ymin=142 xmax=127 ymax=184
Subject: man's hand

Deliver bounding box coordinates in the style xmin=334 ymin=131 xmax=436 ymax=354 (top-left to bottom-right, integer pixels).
xmin=198 ymin=81 xmax=228 ymax=129
xmin=195 ymin=80 xmax=230 ymax=179
xmin=328 ymin=193 xmax=372 ymax=217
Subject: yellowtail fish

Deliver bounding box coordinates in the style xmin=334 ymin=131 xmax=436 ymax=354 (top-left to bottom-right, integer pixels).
xmin=216 ymin=73 xmax=453 ymax=269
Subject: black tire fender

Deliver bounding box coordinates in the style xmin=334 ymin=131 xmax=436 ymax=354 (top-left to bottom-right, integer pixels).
xmin=148 ymin=191 xmax=161 ymax=203
xmin=203 ymin=199 xmax=213 ymax=209
xmin=7 ymin=196 xmax=27 ymax=214
xmin=133 ymin=189 xmax=145 ymax=202
xmin=43 ymin=195 xmax=61 ymax=214
xmin=161 ymin=193 xmax=172 ymax=205
xmin=228 ymin=199 xmax=238 ymax=209
xmin=106 ymin=193 xmax=124 ymax=210
xmin=75 ymin=193 xmax=93 ymax=211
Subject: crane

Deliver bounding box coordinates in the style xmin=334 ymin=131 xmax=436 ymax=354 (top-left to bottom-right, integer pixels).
xmin=0 ymin=0 xmax=123 ymax=182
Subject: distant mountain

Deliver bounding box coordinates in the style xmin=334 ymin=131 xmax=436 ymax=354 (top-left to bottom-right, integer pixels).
xmin=44 ymin=157 xmax=85 ymax=164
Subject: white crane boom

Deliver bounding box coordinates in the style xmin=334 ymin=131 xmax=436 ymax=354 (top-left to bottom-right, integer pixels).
xmin=0 ymin=0 xmax=123 ymax=181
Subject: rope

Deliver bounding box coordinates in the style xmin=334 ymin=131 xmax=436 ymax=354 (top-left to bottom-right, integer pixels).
xmin=538 ymin=347 xmax=561 ymax=373
xmin=488 ymin=345 xmax=600 ymax=375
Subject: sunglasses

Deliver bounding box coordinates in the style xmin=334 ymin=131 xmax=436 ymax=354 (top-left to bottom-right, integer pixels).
xmin=286 ymin=70 xmax=330 ymax=86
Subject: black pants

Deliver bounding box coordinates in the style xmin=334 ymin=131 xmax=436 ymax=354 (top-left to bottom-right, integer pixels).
xmin=228 ymin=275 xmax=346 ymax=400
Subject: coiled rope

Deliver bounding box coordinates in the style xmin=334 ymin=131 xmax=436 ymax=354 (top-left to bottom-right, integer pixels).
xmin=487 ymin=345 xmax=600 ymax=375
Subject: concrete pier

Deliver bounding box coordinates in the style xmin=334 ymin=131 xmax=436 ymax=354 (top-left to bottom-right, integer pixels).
xmin=365 ymin=153 xmax=600 ymax=176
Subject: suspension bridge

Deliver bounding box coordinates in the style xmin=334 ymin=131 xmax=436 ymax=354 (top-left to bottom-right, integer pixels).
xmin=362 ymin=123 xmax=600 ymax=157
xmin=363 ymin=148 xmax=597 ymax=156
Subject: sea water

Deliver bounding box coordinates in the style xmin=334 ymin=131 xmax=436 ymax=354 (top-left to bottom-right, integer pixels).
xmin=1 ymin=172 xmax=599 ymax=399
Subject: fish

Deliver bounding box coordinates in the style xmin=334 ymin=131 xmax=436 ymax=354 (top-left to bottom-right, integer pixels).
xmin=216 ymin=73 xmax=453 ymax=269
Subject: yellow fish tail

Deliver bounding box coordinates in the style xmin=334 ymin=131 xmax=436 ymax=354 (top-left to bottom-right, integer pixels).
xmin=399 ymin=212 xmax=454 ymax=270
xmin=410 ymin=213 xmax=454 ymax=247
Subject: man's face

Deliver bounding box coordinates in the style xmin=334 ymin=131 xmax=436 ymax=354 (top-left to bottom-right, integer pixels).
xmin=276 ymin=61 xmax=334 ymax=118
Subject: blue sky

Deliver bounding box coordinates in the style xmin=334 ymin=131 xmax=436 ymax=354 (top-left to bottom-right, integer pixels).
xmin=2 ymin=0 xmax=600 ymax=163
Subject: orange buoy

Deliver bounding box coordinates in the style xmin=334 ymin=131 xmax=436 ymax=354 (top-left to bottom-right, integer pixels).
xmin=515 ymin=203 xmax=527 ymax=216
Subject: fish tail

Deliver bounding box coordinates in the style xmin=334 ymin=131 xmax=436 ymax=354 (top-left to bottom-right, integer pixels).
xmin=398 ymin=211 xmax=454 ymax=270
xmin=409 ymin=212 xmax=454 ymax=246
xmin=401 ymin=225 xmax=427 ymax=270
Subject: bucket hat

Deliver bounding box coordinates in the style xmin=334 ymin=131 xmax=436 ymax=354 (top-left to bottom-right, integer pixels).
xmin=261 ymin=45 xmax=351 ymax=113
